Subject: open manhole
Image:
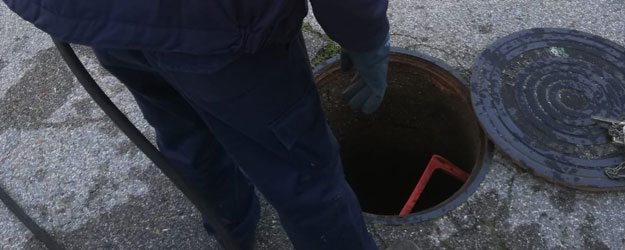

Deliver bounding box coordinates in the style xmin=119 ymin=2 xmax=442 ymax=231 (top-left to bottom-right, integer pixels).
xmin=314 ymin=48 xmax=492 ymax=224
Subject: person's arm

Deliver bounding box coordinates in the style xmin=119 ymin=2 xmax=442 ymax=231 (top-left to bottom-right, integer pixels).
xmin=309 ymin=0 xmax=389 ymax=52
xmin=310 ymin=0 xmax=390 ymax=114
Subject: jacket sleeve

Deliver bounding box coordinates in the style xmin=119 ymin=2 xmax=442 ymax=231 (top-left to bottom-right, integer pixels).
xmin=309 ymin=0 xmax=389 ymax=52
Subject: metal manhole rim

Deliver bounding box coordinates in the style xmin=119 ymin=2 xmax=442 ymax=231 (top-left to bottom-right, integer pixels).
xmin=314 ymin=48 xmax=494 ymax=224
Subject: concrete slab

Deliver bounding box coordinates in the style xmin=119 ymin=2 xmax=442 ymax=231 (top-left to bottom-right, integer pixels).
xmin=1 ymin=1 xmax=624 ymax=250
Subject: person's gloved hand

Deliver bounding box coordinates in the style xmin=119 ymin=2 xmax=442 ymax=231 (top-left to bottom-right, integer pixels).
xmin=340 ymin=35 xmax=390 ymax=114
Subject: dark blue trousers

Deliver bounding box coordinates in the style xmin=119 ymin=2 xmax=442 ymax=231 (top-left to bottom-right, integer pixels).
xmin=92 ymin=35 xmax=378 ymax=250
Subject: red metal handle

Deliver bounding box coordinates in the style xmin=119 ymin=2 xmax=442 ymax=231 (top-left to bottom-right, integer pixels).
xmin=399 ymin=155 xmax=469 ymax=216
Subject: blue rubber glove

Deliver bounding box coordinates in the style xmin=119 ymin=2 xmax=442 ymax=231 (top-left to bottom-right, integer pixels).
xmin=340 ymin=35 xmax=390 ymax=114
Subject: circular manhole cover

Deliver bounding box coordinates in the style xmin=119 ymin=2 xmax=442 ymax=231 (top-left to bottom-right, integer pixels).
xmin=471 ymin=28 xmax=625 ymax=190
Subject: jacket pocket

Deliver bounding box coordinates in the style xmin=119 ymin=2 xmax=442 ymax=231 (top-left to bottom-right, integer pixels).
xmin=269 ymin=87 xmax=340 ymax=172
xmin=271 ymin=87 xmax=318 ymax=150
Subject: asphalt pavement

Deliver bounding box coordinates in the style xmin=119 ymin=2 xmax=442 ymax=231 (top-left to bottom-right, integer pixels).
xmin=1 ymin=1 xmax=625 ymax=249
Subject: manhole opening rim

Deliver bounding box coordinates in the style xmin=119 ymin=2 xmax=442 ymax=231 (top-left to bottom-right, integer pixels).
xmin=313 ymin=48 xmax=493 ymax=224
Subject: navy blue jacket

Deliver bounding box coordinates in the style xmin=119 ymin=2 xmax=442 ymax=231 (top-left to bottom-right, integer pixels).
xmin=4 ymin=0 xmax=388 ymax=55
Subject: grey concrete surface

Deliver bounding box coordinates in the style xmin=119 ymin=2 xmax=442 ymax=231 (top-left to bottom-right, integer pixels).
xmin=1 ymin=1 xmax=625 ymax=250
xmin=302 ymin=29 xmax=327 ymax=60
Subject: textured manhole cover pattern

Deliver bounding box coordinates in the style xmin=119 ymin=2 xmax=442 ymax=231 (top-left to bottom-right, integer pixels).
xmin=471 ymin=28 xmax=625 ymax=190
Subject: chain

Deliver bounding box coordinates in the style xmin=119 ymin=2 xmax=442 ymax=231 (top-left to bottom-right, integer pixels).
xmin=590 ymin=116 xmax=625 ymax=179
xmin=607 ymin=125 xmax=625 ymax=146
xmin=605 ymin=125 xmax=625 ymax=179
xmin=604 ymin=162 xmax=625 ymax=179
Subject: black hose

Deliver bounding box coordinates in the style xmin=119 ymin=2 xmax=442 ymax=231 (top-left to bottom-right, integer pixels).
xmin=51 ymin=39 xmax=241 ymax=250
